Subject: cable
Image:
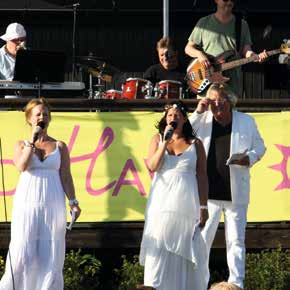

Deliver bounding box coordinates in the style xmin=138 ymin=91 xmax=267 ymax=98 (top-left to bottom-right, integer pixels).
xmin=0 ymin=137 xmax=16 ymax=290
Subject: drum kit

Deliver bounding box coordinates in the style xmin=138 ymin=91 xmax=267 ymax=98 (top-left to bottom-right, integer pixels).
xmin=76 ymin=55 xmax=184 ymax=100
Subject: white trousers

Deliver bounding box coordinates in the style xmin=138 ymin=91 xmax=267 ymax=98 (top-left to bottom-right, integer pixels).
xmin=201 ymin=200 xmax=248 ymax=289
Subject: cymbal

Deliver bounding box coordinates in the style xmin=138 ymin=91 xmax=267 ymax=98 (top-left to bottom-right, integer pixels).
xmin=88 ymin=67 xmax=112 ymax=83
xmin=75 ymin=55 xmax=105 ymax=62
xmin=76 ymin=56 xmax=120 ymax=76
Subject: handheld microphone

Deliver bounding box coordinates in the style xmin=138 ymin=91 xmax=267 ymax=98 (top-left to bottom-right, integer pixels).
xmin=18 ymin=41 xmax=27 ymax=50
xmin=164 ymin=49 xmax=170 ymax=62
xmin=164 ymin=121 xmax=177 ymax=141
xmin=32 ymin=121 xmax=45 ymax=143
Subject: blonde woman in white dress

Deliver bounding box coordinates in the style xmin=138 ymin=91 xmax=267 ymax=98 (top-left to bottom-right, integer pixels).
xmin=140 ymin=101 xmax=209 ymax=290
xmin=0 ymin=98 xmax=81 ymax=290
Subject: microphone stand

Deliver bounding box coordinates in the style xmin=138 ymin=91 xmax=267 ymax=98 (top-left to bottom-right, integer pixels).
xmin=72 ymin=3 xmax=80 ymax=81
xmin=0 ymin=138 xmax=15 ymax=290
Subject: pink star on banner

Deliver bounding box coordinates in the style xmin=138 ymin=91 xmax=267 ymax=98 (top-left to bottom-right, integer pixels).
xmin=269 ymin=144 xmax=290 ymax=190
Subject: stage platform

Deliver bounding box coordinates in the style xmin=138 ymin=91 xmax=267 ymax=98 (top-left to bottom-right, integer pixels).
xmin=0 ymin=222 xmax=290 ymax=250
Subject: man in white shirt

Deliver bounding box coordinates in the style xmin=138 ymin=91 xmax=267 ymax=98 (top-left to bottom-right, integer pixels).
xmin=189 ymin=82 xmax=266 ymax=289
xmin=0 ymin=23 xmax=27 ymax=80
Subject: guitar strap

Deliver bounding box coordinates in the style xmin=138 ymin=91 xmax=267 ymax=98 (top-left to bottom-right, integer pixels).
xmin=235 ymin=13 xmax=242 ymax=55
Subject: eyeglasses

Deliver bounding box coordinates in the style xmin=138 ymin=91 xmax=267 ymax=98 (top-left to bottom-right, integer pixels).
xmin=223 ymin=0 xmax=234 ymax=2
xmin=207 ymin=99 xmax=227 ymax=106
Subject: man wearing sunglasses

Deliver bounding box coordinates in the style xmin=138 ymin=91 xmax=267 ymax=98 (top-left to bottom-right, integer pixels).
xmin=185 ymin=0 xmax=267 ymax=97
xmin=189 ymin=83 xmax=266 ymax=290
xmin=0 ymin=23 xmax=27 ymax=80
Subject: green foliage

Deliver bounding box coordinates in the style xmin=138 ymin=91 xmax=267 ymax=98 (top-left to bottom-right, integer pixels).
xmin=64 ymin=249 xmax=102 ymax=290
xmin=245 ymin=247 xmax=290 ymax=290
xmin=114 ymin=255 xmax=144 ymax=290
xmin=0 ymin=255 xmax=5 ymax=279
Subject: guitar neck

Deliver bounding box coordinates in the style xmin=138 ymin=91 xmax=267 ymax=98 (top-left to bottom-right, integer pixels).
xmin=221 ymin=49 xmax=281 ymax=71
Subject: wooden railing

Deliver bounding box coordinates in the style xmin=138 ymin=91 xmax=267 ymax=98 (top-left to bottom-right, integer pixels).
xmin=1 ymin=98 xmax=290 ymax=112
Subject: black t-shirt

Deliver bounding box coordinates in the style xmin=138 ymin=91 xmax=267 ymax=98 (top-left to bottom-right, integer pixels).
xmin=207 ymin=117 xmax=232 ymax=201
xmin=144 ymin=63 xmax=186 ymax=86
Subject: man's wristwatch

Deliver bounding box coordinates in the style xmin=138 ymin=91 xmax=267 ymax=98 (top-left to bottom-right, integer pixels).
xmin=69 ymin=198 xmax=79 ymax=206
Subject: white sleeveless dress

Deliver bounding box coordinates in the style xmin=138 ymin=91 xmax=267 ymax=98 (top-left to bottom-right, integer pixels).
xmin=0 ymin=142 xmax=66 ymax=290
xmin=140 ymin=139 xmax=208 ymax=290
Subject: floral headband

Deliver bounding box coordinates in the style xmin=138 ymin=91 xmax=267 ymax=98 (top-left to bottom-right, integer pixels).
xmin=163 ymin=103 xmax=187 ymax=116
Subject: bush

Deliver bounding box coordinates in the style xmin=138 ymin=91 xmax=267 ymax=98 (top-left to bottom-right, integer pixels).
xmin=64 ymin=249 xmax=102 ymax=290
xmin=245 ymin=247 xmax=290 ymax=290
xmin=0 ymin=255 xmax=4 ymax=279
xmin=114 ymin=255 xmax=144 ymax=290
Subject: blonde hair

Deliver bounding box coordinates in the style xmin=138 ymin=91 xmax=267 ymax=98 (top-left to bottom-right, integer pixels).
xmin=156 ymin=36 xmax=177 ymax=52
xmin=24 ymin=98 xmax=51 ymax=124
xmin=210 ymin=281 xmax=242 ymax=290
xmin=206 ymin=82 xmax=238 ymax=107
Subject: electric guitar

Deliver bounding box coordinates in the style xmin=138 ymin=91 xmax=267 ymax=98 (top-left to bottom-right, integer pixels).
xmin=186 ymin=42 xmax=290 ymax=94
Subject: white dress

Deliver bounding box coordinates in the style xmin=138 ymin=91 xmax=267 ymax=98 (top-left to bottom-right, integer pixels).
xmin=0 ymin=142 xmax=66 ymax=290
xmin=140 ymin=139 xmax=208 ymax=290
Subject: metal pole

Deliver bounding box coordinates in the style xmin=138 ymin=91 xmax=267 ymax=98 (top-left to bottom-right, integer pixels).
xmin=163 ymin=0 xmax=169 ymax=37
xmin=72 ymin=3 xmax=80 ymax=81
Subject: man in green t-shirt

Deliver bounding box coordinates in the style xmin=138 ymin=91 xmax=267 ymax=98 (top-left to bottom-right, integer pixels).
xmin=185 ymin=0 xmax=267 ymax=97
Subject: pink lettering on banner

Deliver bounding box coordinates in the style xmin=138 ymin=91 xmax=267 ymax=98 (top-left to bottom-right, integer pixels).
xmin=0 ymin=125 xmax=148 ymax=197
xmin=0 ymin=159 xmax=15 ymax=196
xmin=112 ymin=159 xmax=146 ymax=196
xmin=144 ymin=159 xmax=154 ymax=180
xmin=68 ymin=126 xmax=116 ymax=195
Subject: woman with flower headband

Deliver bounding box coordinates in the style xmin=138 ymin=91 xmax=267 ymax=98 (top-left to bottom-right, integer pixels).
xmin=139 ymin=101 xmax=209 ymax=290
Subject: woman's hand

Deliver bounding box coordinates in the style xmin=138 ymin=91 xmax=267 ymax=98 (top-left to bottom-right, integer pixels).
xmin=70 ymin=205 xmax=81 ymax=221
xmin=199 ymin=208 xmax=209 ymax=227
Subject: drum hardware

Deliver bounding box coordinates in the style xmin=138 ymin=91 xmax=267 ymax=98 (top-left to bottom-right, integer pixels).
xmin=142 ymin=83 xmax=154 ymax=99
xmin=76 ymin=56 xmax=120 ymax=99
xmin=93 ymin=84 xmax=105 ymax=99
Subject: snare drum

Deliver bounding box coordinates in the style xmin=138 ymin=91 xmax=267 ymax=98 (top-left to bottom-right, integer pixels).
xmin=103 ymin=90 xmax=122 ymax=99
xmin=156 ymin=80 xmax=182 ymax=99
xmin=122 ymin=78 xmax=152 ymax=99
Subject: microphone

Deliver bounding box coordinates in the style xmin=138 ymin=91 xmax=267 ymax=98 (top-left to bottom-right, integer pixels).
xmin=32 ymin=121 xmax=45 ymax=144
xmin=18 ymin=41 xmax=27 ymax=50
xmin=164 ymin=121 xmax=177 ymax=141
xmin=263 ymin=25 xmax=272 ymax=39
xmin=164 ymin=49 xmax=170 ymax=62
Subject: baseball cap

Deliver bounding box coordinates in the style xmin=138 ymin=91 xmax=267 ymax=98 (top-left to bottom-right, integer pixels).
xmin=0 ymin=23 xmax=26 ymax=41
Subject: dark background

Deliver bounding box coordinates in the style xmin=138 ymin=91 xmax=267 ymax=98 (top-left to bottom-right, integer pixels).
xmin=0 ymin=0 xmax=289 ymax=96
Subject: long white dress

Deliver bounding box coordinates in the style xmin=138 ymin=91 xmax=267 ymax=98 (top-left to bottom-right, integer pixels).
xmin=140 ymin=139 xmax=208 ymax=290
xmin=0 ymin=142 xmax=66 ymax=290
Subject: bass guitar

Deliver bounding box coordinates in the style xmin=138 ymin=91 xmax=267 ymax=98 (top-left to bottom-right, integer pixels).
xmin=186 ymin=42 xmax=290 ymax=94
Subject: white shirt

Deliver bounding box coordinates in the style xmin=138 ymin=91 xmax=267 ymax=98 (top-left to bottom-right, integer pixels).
xmin=0 ymin=45 xmax=15 ymax=80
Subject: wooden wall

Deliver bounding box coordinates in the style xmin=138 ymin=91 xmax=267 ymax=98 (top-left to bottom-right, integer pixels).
xmin=0 ymin=2 xmax=289 ymax=98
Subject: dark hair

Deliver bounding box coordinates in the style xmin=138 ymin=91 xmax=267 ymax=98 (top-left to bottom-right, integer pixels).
xmin=156 ymin=101 xmax=196 ymax=143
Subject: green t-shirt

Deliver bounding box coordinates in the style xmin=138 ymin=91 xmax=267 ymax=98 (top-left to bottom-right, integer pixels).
xmin=188 ymin=14 xmax=252 ymax=96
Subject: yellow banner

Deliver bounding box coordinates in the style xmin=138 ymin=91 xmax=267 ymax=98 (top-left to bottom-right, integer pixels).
xmin=0 ymin=111 xmax=290 ymax=222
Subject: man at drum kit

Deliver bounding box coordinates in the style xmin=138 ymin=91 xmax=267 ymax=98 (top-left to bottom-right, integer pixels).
xmin=0 ymin=23 xmax=27 ymax=80
xmin=144 ymin=37 xmax=190 ymax=99
xmin=184 ymin=0 xmax=268 ymax=97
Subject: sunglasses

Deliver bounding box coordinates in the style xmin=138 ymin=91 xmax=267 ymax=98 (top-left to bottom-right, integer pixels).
xmin=223 ymin=0 xmax=234 ymax=2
